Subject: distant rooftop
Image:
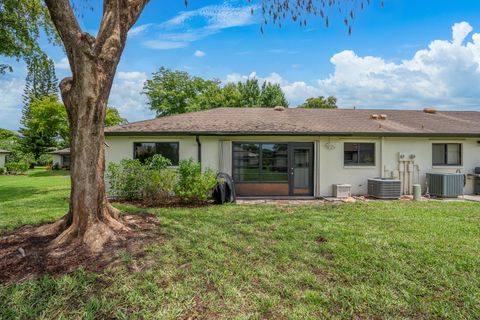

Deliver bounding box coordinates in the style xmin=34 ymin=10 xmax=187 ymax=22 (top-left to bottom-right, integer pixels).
xmin=49 ymin=148 xmax=70 ymax=154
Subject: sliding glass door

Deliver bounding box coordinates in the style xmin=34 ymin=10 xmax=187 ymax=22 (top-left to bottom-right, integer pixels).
xmin=232 ymin=142 xmax=314 ymax=197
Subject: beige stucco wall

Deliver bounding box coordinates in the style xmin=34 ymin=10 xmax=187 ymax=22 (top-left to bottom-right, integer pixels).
xmin=51 ymin=154 xmax=62 ymax=166
xmin=105 ymin=136 xmax=199 ymax=166
xmin=105 ymin=135 xmax=480 ymax=197
xmin=0 ymin=153 xmax=7 ymax=168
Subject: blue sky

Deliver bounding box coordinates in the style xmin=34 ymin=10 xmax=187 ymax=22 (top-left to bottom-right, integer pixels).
xmin=1 ymin=0 xmax=480 ymax=131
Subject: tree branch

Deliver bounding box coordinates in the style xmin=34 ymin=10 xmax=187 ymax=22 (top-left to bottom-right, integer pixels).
xmin=95 ymin=0 xmax=149 ymax=59
xmin=44 ymin=0 xmax=83 ymax=64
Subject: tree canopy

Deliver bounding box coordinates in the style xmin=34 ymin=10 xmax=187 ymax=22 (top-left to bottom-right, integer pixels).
xmin=0 ymin=0 xmax=57 ymax=73
xmin=299 ymin=96 xmax=338 ymax=109
xmin=143 ymin=67 xmax=288 ymax=116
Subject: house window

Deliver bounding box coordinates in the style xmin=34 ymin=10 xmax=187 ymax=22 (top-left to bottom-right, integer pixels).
xmin=133 ymin=142 xmax=179 ymax=165
xmin=233 ymin=143 xmax=288 ymax=182
xmin=344 ymin=143 xmax=375 ymax=166
xmin=432 ymin=143 xmax=462 ymax=166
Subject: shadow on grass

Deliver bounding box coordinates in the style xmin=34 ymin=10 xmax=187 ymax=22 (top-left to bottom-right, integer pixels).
xmin=28 ymin=170 xmax=70 ymax=177
xmin=0 ymin=186 xmax=40 ymax=202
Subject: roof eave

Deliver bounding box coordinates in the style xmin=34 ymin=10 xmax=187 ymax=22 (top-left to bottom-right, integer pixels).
xmin=105 ymin=131 xmax=480 ymax=138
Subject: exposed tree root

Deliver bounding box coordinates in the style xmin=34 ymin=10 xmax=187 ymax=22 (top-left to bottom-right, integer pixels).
xmin=0 ymin=213 xmax=164 ymax=284
xmin=49 ymin=206 xmax=131 ymax=254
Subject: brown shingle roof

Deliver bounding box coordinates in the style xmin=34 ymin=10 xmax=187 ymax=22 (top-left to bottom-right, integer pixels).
xmin=105 ymin=108 xmax=480 ymax=137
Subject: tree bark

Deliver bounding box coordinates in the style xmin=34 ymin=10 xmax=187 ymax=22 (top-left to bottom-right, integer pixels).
xmin=43 ymin=0 xmax=149 ymax=252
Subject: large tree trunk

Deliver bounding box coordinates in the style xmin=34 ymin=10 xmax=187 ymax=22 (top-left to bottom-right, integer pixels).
xmin=42 ymin=0 xmax=148 ymax=253
xmin=51 ymin=65 xmax=127 ymax=252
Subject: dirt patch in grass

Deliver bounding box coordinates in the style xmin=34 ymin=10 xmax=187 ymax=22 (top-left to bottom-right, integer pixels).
xmin=315 ymin=235 xmax=327 ymax=244
xmin=0 ymin=213 xmax=165 ymax=283
xmin=111 ymin=198 xmax=215 ymax=208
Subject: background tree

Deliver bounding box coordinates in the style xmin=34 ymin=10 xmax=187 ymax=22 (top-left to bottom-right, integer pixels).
xmin=20 ymin=95 xmax=126 ymax=158
xmin=143 ymin=67 xmax=222 ymax=116
xmin=19 ymin=95 xmax=68 ymax=160
xmin=259 ymin=82 xmax=288 ymax=108
xmin=1 ymin=0 xmax=373 ymax=252
xmin=105 ymin=107 xmax=128 ymax=127
xmin=0 ymin=128 xmax=35 ymax=165
xmin=144 ymin=68 xmax=289 ymax=114
xmin=22 ymin=53 xmax=58 ymax=106
xmin=237 ymin=78 xmax=262 ymax=107
xmin=20 ymin=53 xmax=60 ymax=158
xmin=299 ymin=96 xmax=338 ymax=109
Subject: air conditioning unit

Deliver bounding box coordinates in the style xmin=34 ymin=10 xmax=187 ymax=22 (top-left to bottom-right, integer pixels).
xmin=368 ymin=178 xmax=402 ymax=199
xmin=333 ymin=184 xmax=351 ymax=198
xmin=426 ymin=173 xmax=464 ymax=198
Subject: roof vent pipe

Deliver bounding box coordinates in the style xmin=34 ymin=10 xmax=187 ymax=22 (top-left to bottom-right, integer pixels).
xmin=423 ymin=108 xmax=438 ymax=114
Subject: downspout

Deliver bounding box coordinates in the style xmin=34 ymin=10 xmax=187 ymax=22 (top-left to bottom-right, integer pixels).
xmin=196 ymin=135 xmax=202 ymax=165
xmin=380 ymin=137 xmax=385 ymax=178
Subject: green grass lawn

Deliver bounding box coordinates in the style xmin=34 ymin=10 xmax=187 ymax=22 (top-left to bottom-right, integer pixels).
xmin=1 ymin=171 xmax=479 ymax=319
xmin=0 ymin=168 xmax=70 ymax=230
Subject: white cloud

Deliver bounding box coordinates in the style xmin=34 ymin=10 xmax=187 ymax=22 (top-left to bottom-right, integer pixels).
xmin=128 ymin=23 xmax=153 ymax=37
xmin=226 ymin=21 xmax=480 ymax=110
xmin=161 ymin=3 xmax=257 ymax=30
xmin=142 ymin=3 xmax=258 ymax=50
xmin=194 ymin=50 xmax=206 ymax=57
xmin=318 ymin=21 xmax=480 ymax=109
xmin=55 ymin=57 xmax=70 ymax=70
xmin=0 ymin=76 xmax=25 ymax=130
xmin=452 ymin=21 xmax=473 ymax=45
xmin=109 ymin=71 xmax=155 ymax=123
xmin=143 ymin=40 xmax=188 ymax=50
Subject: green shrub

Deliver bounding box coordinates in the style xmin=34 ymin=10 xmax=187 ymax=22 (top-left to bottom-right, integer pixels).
xmin=5 ymin=161 xmax=29 ymax=175
xmin=37 ymin=154 xmax=53 ymax=166
xmin=144 ymin=169 xmax=178 ymax=206
xmin=107 ymin=156 xmax=217 ymax=205
xmin=106 ymin=159 xmax=147 ymax=200
xmin=174 ymin=159 xmax=217 ymax=203
xmin=52 ymin=162 xmax=60 ymax=170
xmin=0 ymin=167 xmax=5 ymax=175
xmin=145 ymin=154 xmax=172 ymax=170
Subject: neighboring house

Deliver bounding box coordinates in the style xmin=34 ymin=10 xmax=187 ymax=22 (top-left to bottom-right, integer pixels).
xmin=50 ymin=148 xmax=71 ymax=168
xmin=0 ymin=149 xmax=10 ymax=168
xmin=105 ymin=108 xmax=480 ymax=197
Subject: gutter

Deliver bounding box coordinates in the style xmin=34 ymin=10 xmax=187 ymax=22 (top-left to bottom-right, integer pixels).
xmin=105 ymin=131 xmax=480 ymax=138
xmin=196 ymin=135 xmax=201 ymax=164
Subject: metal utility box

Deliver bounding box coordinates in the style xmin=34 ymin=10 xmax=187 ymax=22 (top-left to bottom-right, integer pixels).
xmin=426 ymin=173 xmax=464 ymax=198
xmin=368 ymin=178 xmax=402 ymax=199
xmin=333 ymin=184 xmax=352 ymax=198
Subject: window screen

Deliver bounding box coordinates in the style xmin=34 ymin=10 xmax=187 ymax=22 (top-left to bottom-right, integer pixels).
xmin=432 ymin=143 xmax=461 ymax=166
xmin=344 ymin=143 xmax=375 ymax=166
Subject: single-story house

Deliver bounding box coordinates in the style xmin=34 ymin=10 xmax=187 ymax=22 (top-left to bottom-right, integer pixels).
xmin=0 ymin=149 xmax=10 ymax=168
xmin=49 ymin=148 xmax=71 ymax=168
xmin=105 ymin=107 xmax=480 ymax=198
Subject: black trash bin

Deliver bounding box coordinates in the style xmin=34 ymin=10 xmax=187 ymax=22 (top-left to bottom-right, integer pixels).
xmin=213 ymin=173 xmax=236 ymax=204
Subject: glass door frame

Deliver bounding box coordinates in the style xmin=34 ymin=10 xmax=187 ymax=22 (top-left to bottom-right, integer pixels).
xmin=288 ymin=142 xmax=314 ymax=196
